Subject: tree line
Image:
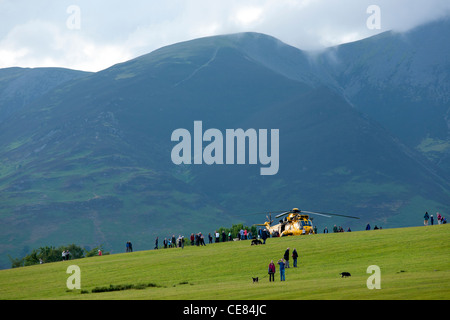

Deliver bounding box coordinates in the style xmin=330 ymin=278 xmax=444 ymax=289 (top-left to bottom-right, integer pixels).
xmin=9 ymin=244 xmax=108 ymax=268
xmin=215 ymin=223 xmax=258 ymax=240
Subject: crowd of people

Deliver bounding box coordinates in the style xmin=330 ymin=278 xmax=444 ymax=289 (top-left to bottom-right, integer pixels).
xmin=153 ymin=228 xmax=261 ymax=250
xmin=268 ymin=247 xmax=299 ymax=282
xmin=147 ymin=222 xmax=387 ymax=252
xmin=424 ymin=211 xmax=446 ymax=226
xmin=155 ymin=235 xmax=187 ymax=249
xmin=129 ymin=211 xmax=446 ymax=254
xmin=323 ymin=225 xmax=353 ymax=233
xmin=153 ymin=224 xmax=363 ymax=251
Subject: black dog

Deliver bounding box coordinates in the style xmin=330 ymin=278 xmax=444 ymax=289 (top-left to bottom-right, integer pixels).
xmin=251 ymin=239 xmax=263 ymax=245
xmin=252 ymin=277 xmax=259 ymax=283
xmin=340 ymin=272 xmax=351 ymax=278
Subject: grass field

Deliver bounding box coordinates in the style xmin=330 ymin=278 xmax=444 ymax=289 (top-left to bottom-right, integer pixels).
xmin=0 ymin=224 xmax=448 ymax=300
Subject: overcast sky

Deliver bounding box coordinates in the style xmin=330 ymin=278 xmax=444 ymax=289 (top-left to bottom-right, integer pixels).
xmin=1 ymin=0 xmax=449 ymax=72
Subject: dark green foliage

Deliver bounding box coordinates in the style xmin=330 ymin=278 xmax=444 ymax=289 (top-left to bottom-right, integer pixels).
xmin=8 ymin=244 xmax=109 ymax=268
xmin=216 ymin=223 xmax=257 ymax=240
xmin=90 ymin=282 xmax=161 ymax=293
xmin=84 ymin=245 xmax=109 ymax=257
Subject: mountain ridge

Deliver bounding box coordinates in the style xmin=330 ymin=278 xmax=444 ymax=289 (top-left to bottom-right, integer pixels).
xmin=0 ymin=67 xmax=92 ymax=124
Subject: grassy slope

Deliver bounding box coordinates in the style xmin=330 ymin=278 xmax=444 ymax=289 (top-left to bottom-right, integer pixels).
xmin=0 ymin=225 xmax=448 ymax=300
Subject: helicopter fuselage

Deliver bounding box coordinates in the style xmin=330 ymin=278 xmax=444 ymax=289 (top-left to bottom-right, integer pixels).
xmin=279 ymin=214 xmax=314 ymax=236
xmin=255 ymin=207 xmax=358 ymax=237
xmin=258 ymin=213 xmax=314 ymax=237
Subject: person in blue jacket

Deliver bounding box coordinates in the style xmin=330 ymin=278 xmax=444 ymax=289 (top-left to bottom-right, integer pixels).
xmin=424 ymin=212 xmax=430 ymax=226
xmin=278 ymin=259 xmax=286 ymax=281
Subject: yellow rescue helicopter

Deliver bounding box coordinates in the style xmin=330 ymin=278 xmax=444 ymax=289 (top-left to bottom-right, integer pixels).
xmin=255 ymin=208 xmax=359 ymax=237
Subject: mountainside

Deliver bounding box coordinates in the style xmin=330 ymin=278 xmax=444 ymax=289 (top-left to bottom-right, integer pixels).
xmin=0 ymin=20 xmax=449 ymax=269
xmin=0 ymin=67 xmax=92 ymax=124
xmin=313 ymin=18 xmax=450 ymax=173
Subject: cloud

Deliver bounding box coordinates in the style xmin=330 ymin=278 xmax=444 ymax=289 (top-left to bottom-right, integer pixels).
xmin=0 ymin=19 xmax=133 ymax=71
xmin=232 ymin=6 xmax=264 ymax=27
xmin=0 ymin=0 xmax=449 ymax=72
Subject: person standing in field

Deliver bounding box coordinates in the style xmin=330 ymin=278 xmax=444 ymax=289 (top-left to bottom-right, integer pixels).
xmin=424 ymin=212 xmax=430 ymax=226
xmin=268 ymin=260 xmax=276 ymax=282
xmin=437 ymin=212 xmax=442 ymax=224
xmin=278 ymin=259 xmax=286 ymax=281
xmin=292 ymin=248 xmax=298 ymax=268
xmin=172 ymin=235 xmax=176 ymax=248
xmin=200 ymin=233 xmax=206 ymax=246
xmin=284 ymin=248 xmax=290 ymax=268
xmin=262 ymin=229 xmax=268 ymax=244
xmin=215 ymin=230 xmax=220 ymax=243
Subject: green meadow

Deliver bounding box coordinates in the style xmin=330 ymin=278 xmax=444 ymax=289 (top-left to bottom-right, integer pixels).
xmin=0 ymin=224 xmax=448 ymax=300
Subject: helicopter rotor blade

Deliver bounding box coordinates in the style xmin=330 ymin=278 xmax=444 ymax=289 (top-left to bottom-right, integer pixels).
xmin=229 ymin=210 xmax=287 ymax=217
xmin=231 ymin=208 xmax=359 ymax=220
xmin=302 ymin=210 xmax=360 ymax=219
xmin=275 ymin=211 xmax=291 ymax=218
xmin=301 ymin=211 xmax=332 ymax=218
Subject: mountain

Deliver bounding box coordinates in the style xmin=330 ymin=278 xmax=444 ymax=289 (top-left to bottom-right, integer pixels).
xmin=312 ymin=18 xmax=450 ymax=174
xmin=0 ymin=21 xmax=449 ymax=269
xmin=0 ymin=67 xmax=92 ymax=123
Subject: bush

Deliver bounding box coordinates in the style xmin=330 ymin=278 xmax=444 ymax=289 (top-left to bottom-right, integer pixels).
xmin=90 ymin=283 xmax=160 ymax=293
xmin=216 ymin=223 xmax=257 ymax=240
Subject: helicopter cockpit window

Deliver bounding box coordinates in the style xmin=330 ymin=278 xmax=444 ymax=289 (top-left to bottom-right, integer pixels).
xmin=299 ymin=220 xmax=311 ymax=228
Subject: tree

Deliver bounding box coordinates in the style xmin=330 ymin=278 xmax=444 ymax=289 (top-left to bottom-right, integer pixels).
xmin=85 ymin=245 xmax=109 ymax=257
xmin=9 ymin=243 xmax=106 ymax=268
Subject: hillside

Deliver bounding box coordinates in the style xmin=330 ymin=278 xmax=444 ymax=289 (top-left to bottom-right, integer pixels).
xmin=313 ymin=18 xmax=450 ymax=174
xmin=0 ymin=225 xmax=448 ymax=300
xmin=0 ymin=67 xmax=92 ymax=123
xmin=0 ymin=21 xmax=449 ymax=270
